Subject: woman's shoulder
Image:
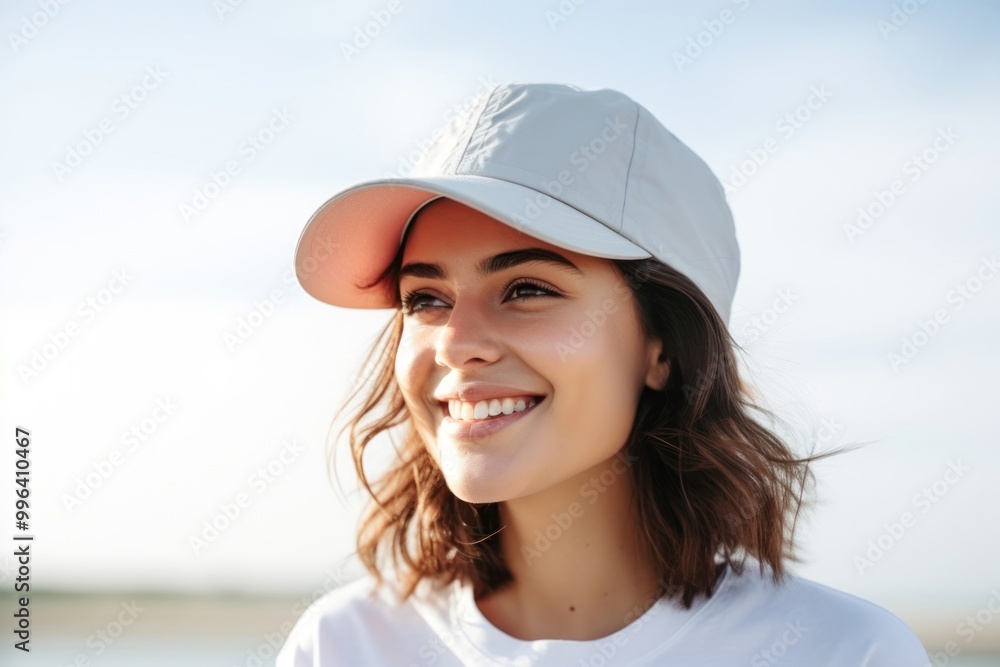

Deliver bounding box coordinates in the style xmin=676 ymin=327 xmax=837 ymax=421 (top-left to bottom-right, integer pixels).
xmin=275 ymin=572 xmax=451 ymax=667
xmin=282 ymin=572 xmax=418 ymax=635
xmin=294 ymin=575 xmax=388 ymax=624
xmin=698 ymin=559 xmax=929 ymax=666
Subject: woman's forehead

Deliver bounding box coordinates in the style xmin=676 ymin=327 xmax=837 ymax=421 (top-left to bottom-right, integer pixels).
xmin=400 ymin=198 xmax=582 ymax=264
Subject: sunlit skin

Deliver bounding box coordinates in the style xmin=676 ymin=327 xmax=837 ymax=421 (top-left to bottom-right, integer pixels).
xmin=393 ymin=197 xmax=672 ymax=640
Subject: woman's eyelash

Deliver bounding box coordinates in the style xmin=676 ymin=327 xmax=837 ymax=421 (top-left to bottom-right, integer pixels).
xmin=400 ymin=279 xmax=556 ymax=313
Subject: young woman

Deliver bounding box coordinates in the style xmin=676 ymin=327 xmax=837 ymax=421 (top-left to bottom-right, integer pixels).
xmin=277 ymin=82 xmax=929 ymax=666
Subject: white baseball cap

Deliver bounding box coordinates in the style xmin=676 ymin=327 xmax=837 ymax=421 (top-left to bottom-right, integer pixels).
xmin=294 ymin=81 xmax=741 ymax=324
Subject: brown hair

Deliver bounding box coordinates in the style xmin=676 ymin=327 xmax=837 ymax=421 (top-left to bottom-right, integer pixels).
xmin=326 ymin=218 xmax=849 ymax=608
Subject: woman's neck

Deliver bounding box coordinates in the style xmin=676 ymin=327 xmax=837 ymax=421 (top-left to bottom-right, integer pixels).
xmin=475 ymin=450 xmax=664 ymax=641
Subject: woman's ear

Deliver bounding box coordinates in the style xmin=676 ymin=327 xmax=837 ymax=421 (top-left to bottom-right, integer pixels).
xmin=645 ymin=339 xmax=671 ymax=391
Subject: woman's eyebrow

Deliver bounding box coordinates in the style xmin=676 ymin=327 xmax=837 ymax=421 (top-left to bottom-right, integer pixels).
xmin=398 ymin=248 xmax=583 ymax=281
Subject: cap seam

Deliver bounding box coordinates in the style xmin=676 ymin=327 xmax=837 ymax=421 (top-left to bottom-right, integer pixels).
xmin=616 ymin=100 xmax=641 ymax=233
xmin=455 ymin=84 xmax=506 ymax=175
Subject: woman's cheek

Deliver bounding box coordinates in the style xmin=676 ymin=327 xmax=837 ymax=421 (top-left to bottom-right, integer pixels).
xmin=395 ymin=327 xmax=428 ymax=390
xmin=565 ymin=316 xmax=639 ymax=447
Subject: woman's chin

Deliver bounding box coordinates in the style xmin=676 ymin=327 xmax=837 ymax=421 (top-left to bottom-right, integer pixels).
xmin=431 ymin=436 xmax=545 ymax=503
xmin=443 ymin=474 xmax=511 ymax=504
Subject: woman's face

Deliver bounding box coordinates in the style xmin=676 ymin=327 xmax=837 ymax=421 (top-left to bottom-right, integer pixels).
xmin=394 ymin=198 xmax=666 ymax=504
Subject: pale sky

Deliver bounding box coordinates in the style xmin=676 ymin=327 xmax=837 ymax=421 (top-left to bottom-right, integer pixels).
xmin=1 ymin=0 xmax=998 ymax=626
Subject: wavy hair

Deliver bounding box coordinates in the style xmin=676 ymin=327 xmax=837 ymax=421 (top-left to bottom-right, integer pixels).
xmin=325 ymin=212 xmax=849 ymax=608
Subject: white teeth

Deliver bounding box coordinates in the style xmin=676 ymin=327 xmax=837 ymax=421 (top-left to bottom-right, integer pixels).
xmin=447 ymin=397 xmax=538 ymax=421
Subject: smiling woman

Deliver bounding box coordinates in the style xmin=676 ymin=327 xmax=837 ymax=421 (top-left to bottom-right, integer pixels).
xmin=393 ymin=200 xmax=667 ymax=512
xmin=277 ymin=82 xmax=930 ymax=666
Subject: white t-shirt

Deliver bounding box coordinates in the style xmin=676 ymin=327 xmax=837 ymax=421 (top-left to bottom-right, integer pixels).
xmin=276 ymin=560 xmax=929 ymax=666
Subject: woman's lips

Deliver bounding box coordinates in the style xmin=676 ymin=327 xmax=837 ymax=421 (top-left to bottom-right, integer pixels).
xmin=438 ymin=396 xmax=545 ymax=439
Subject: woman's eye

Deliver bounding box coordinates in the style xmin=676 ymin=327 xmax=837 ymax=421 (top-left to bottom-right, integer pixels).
xmin=400 ymin=292 xmax=445 ymax=312
xmin=506 ymin=281 xmax=555 ymax=301
xmin=400 ymin=280 xmax=556 ymax=314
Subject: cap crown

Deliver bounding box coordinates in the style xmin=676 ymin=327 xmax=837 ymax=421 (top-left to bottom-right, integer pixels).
xmin=410 ymin=82 xmax=740 ymax=324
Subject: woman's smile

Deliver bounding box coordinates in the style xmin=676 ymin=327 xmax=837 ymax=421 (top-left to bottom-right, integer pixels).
xmin=438 ymin=395 xmax=546 ymax=439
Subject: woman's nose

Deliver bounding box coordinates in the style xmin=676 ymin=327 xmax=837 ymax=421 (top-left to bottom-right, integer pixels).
xmin=433 ymin=297 xmax=503 ymax=369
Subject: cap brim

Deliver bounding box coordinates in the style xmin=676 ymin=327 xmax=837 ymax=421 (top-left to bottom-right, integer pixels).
xmin=294 ymin=174 xmax=651 ymax=309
